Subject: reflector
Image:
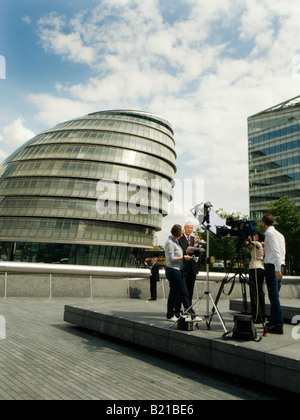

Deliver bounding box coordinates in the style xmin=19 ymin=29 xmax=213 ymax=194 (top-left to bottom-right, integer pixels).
xmin=190 ymin=202 xmax=227 ymax=235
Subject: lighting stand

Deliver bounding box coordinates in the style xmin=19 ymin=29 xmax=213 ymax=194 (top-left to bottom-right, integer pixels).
xmin=201 ymin=213 xmax=229 ymax=333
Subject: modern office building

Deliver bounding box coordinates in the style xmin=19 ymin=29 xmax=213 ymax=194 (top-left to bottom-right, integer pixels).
xmin=248 ymin=95 xmax=300 ymax=219
xmin=0 ymin=110 xmax=176 ymax=266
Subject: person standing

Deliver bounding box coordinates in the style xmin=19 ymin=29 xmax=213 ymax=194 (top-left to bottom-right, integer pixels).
xmin=164 ymin=225 xmax=192 ymax=321
xmin=178 ymin=222 xmax=200 ymax=302
xmin=149 ymin=258 xmax=160 ymax=301
xmin=246 ymin=232 xmax=266 ymax=324
xmin=262 ymin=214 xmax=286 ymax=335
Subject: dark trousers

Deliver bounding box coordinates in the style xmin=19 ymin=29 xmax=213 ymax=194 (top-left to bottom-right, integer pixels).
xmin=265 ymin=264 xmax=284 ymax=329
xmin=184 ymin=271 xmax=197 ymax=302
xmin=249 ymin=268 xmax=265 ymax=323
xmin=150 ymin=278 xmax=157 ymax=300
xmin=166 ymin=267 xmax=191 ymax=318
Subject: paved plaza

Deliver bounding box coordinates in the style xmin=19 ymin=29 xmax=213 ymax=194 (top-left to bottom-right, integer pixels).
xmin=0 ymin=297 xmax=292 ymax=400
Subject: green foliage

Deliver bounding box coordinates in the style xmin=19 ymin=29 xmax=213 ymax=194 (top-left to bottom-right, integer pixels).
xmin=266 ymin=197 xmax=300 ymax=274
xmin=195 ymin=210 xmax=250 ymax=271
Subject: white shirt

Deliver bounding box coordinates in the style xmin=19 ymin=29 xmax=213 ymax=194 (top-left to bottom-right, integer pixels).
xmin=264 ymin=226 xmax=286 ymax=272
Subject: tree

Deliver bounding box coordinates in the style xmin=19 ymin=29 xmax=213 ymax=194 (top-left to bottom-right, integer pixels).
xmin=195 ymin=209 xmax=251 ymax=271
xmin=266 ymin=197 xmax=300 ymax=275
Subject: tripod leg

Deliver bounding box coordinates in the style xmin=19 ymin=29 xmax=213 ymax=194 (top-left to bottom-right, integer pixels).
xmin=207 ymin=247 xmax=243 ymax=331
xmin=248 ymin=272 xmax=268 ymax=336
xmin=239 ymin=251 xmax=268 ymax=339
xmin=208 ymin=292 xmax=228 ymax=333
xmin=240 ymin=250 xmax=250 ymax=314
xmin=206 ymin=272 xmax=236 ymax=330
xmin=241 ymin=281 xmax=248 ymax=314
xmin=206 ymin=277 xmax=226 ymax=330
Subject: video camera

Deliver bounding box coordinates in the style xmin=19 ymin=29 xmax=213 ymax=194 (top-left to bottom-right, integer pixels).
xmin=216 ymin=217 xmax=256 ymax=238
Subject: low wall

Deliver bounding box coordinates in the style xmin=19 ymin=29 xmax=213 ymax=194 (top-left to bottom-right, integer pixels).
xmin=0 ymin=262 xmax=299 ymax=299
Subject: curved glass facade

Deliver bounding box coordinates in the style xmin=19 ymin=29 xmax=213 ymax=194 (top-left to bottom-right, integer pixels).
xmin=0 ymin=110 xmax=176 ymax=266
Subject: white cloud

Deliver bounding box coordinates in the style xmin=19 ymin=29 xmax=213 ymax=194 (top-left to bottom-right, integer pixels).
xmin=25 ymin=0 xmax=300 ymax=242
xmin=22 ymin=15 xmax=32 ymax=25
xmin=28 ymin=94 xmax=93 ymax=126
xmin=0 ymin=117 xmax=35 ymax=150
xmin=239 ymin=1 xmax=275 ymax=41
xmin=0 ymin=149 xmax=8 ymax=162
xmin=37 ymin=13 xmax=96 ymax=65
xmin=0 ymin=117 xmax=35 ymax=164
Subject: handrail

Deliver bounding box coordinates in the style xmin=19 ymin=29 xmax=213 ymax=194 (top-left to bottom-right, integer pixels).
xmin=0 ymin=261 xmax=299 ymax=282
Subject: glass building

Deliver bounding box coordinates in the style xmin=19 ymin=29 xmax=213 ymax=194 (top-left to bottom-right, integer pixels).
xmin=0 ymin=110 xmax=176 ymax=266
xmin=248 ymin=96 xmax=300 ymax=219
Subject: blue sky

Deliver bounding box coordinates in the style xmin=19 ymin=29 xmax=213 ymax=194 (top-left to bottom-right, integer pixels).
xmin=0 ymin=0 xmax=299 ymax=241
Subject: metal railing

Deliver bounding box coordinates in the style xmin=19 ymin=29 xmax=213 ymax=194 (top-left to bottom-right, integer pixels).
xmin=0 ymin=261 xmax=298 ymax=279
xmin=0 ymin=261 xmax=299 ymax=299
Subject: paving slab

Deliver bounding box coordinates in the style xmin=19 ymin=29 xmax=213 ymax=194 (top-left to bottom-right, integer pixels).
xmin=1 ymin=297 xmax=292 ymax=401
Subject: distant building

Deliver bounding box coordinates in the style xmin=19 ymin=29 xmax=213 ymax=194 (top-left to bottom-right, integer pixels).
xmin=248 ymin=95 xmax=300 ymax=218
xmin=0 ymin=110 xmax=176 ymax=266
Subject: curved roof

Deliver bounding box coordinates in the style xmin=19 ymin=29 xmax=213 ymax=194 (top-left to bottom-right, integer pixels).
xmin=249 ymin=95 xmax=300 ymax=118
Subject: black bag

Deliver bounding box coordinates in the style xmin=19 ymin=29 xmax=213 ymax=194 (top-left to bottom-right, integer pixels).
xmin=232 ymin=314 xmax=257 ymax=340
xmin=177 ymin=317 xmax=194 ymax=331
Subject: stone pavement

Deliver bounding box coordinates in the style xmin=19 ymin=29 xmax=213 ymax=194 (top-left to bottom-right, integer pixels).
xmin=0 ymin=297 xmax=290 ymax=401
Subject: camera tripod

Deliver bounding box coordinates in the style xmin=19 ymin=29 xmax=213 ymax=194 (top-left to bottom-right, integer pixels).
xmin=206 ymin=237 xmax=267 ymax=337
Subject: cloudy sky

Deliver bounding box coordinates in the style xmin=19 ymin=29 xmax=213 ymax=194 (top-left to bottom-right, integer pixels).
xmin=0 ymin=0 xmax=299 ymax=242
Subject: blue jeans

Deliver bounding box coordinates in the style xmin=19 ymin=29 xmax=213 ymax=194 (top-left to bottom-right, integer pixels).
xmin=166 ymin=267 xmax=191 ymax=318
xmin=265 ymin=264 xmax=284 ymax=329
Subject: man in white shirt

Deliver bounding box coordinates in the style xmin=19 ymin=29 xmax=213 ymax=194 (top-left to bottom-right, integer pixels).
xmin=262 ymin=214 xmax=286 ymax=334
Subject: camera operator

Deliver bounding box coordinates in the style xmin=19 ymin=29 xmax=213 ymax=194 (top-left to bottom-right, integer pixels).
xmin=245 ymin=232 xmax=266 ymax=324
